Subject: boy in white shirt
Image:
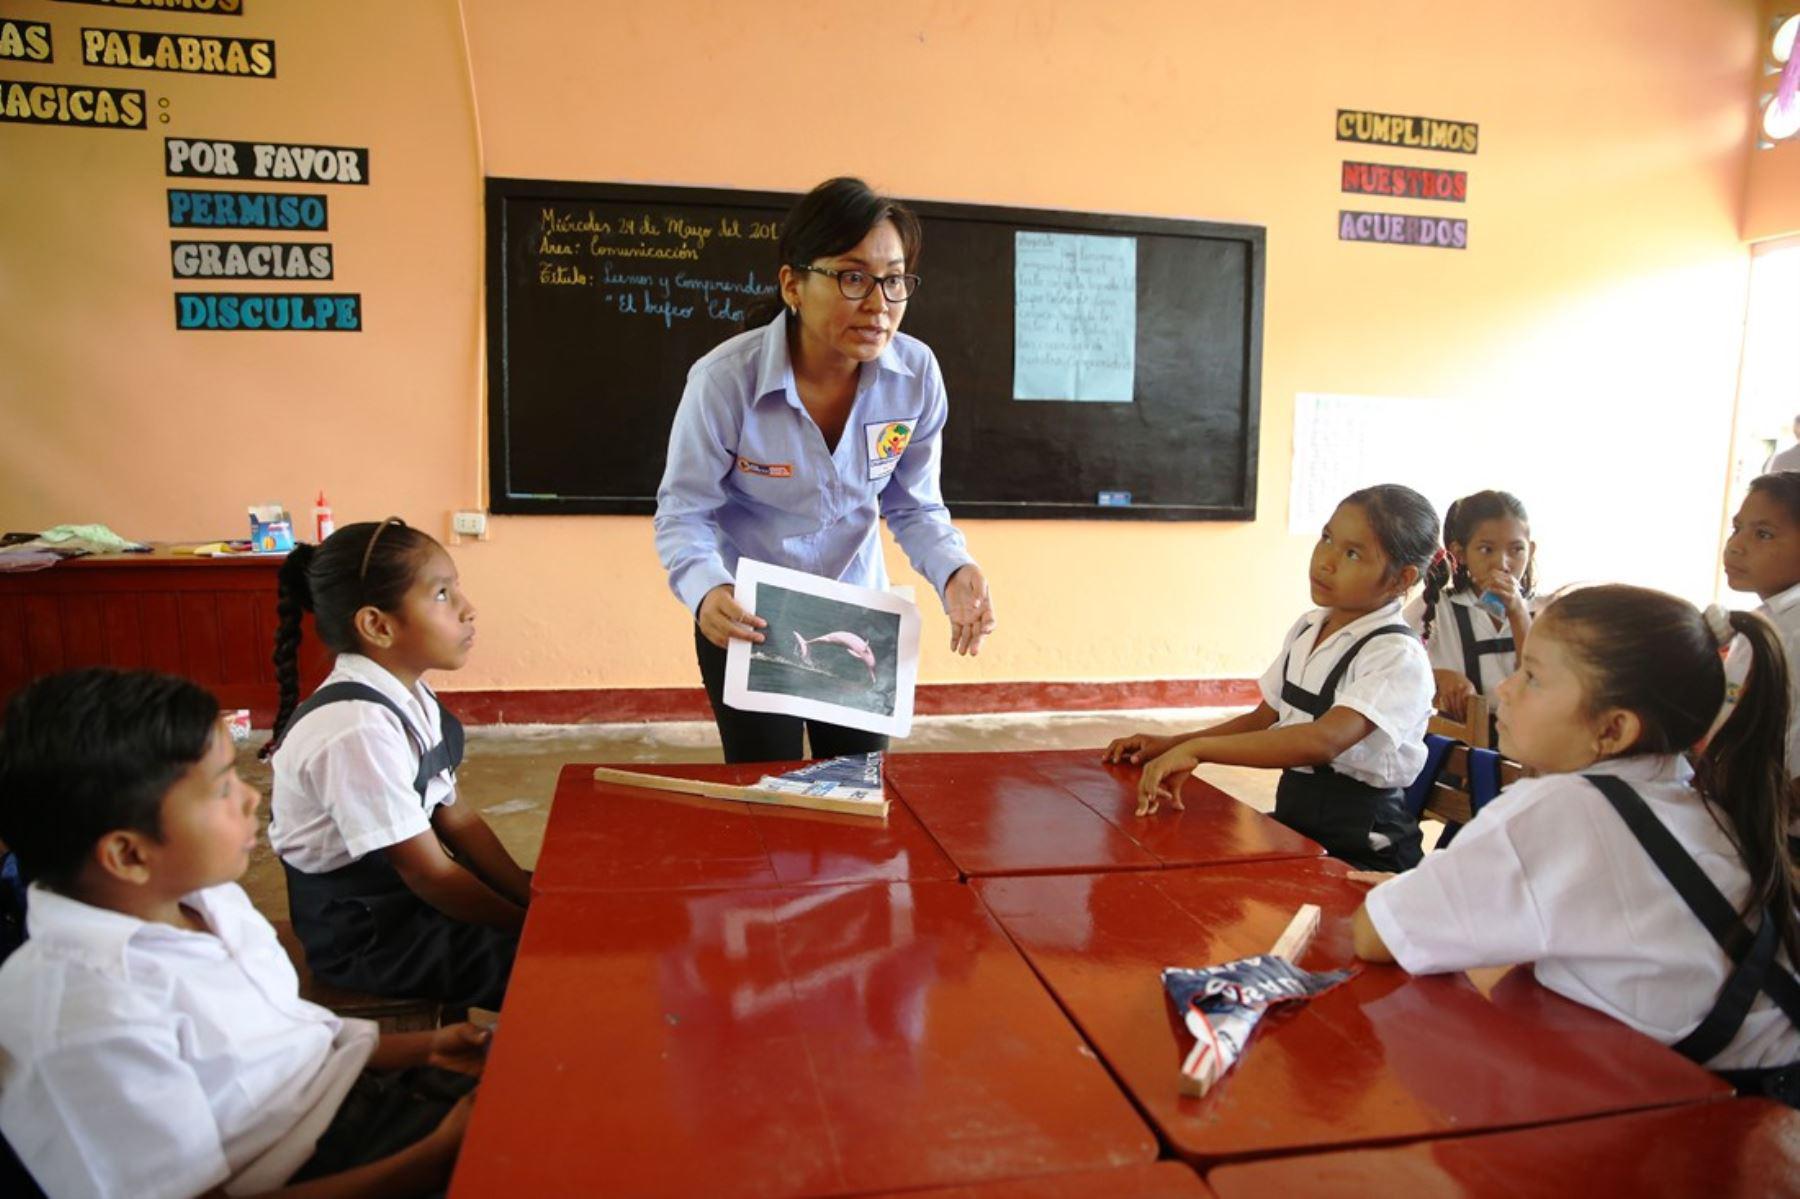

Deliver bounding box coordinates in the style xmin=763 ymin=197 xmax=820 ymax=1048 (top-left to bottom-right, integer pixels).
xmin=0 ymin=669 xmax=490 ymax=1198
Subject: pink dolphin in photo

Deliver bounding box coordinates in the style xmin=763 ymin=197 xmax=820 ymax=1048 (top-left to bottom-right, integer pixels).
xmin=793 ymin=629 xmax=879 ymax=684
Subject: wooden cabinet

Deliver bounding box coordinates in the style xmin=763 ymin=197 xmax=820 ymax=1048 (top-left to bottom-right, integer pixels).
xmin=0 ymin=552 xmax=331 ymax=725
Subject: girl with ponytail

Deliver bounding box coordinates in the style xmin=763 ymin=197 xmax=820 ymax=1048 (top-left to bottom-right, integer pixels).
xmin=264 ymin=519 xmax=526 ymax=1012
xmin=1405 ymin=490 xmax=1536 ymax=728
xmin=1356 ymin=584 xmax=1800 ymax=1105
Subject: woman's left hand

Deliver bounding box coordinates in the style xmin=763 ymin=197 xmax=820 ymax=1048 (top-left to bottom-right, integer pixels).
xmin=426 ymin=1022 xmax=492 ymax=1077
xmin=945 ymin=564 xmax=996 ymax=656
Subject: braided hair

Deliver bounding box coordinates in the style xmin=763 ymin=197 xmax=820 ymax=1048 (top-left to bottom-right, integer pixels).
xmin=263 ymin=517 xmax=435 ymax=758
xmin=1419 ymin=490 xmax=1534 ymax=644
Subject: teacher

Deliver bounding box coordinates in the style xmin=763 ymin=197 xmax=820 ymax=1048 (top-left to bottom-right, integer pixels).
xmin=654 ymin=177 xmax=996 ymax=764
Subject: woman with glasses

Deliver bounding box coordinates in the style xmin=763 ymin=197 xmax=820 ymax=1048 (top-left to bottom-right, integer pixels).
xmin=654 ymin=176 xmax=996 ymax=764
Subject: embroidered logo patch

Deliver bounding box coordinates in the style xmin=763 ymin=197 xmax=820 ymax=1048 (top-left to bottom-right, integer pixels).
xmin=864 ymin=419 xmax=915 ymax=480
xmin=737 ymin=457 xmax=793 ymax=478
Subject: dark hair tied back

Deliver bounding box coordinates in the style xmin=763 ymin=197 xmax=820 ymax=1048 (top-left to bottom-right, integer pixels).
xmin=745 ymin=177 xmax=923 ymax=328
xmin=1339 ymin=484 xmax=1440 ymax=585
xmin=264 ymin=517 xmax=434 ymax=757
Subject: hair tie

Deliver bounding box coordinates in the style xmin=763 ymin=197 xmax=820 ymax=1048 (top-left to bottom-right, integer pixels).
xmin=359 ymin=516 xmax=405 ymax=582
xmin=1429 ymin=547 xmax=1447 ymax=568
xmin=1702 ymin=603 xmax=1733 ymax=646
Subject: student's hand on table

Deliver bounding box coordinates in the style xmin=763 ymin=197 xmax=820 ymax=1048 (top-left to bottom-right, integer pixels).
xmin=1345 ymin=870 xmax=1395 ymax=886
xmin=1102 ymin=732 xmax=1179 ymax=765
xmin=426 ymin=1022 xmax=492 ymax=1077
xmin=945 ymin=564 xmax=996 ymax=656
xmin=1432 ymin=669 xmax=1476 ymax=721
xmin=1136 ymin=747 xmax=1197 ymax=816
xmin=698 ymin=585 xmax=767 ymax=650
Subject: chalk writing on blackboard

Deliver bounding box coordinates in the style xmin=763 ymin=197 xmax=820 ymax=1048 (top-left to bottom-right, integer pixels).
xmin=1012 ymin=231 xmax=1136 ymax=403
xmin=529 ymin=206 xmax=777 ymax=327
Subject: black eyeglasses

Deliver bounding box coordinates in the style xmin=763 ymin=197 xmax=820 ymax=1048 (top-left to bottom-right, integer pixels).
xmin=795 ymin=264 xmax=921 ymax=302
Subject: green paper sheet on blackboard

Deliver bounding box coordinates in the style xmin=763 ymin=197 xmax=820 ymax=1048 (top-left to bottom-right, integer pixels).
xmin=1012 ymin=230 xmax=1137 ymax=403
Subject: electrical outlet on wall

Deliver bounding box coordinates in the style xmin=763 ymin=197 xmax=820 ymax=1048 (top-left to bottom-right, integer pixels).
xmin=450 ymin=510 xmax=488 ymax=543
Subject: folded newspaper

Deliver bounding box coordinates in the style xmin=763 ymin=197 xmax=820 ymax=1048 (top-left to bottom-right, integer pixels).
xmin=1162 ymin=954 xmax=1355 ymax=1095
xmin=756 ymin=752 xmax=885 ymax=804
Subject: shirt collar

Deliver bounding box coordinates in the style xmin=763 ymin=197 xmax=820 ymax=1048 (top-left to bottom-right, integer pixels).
xmin=331 ymin=652 xmax=429 ymax=715
xmin=23 ymin=882 xmax=229 ymax=979
xmin=1762 ymin=580 xmax=1800 ymax=618
xmin=1303 ymin=597 xmax=1407 ymax=648
xmin=750 ymin=310 xmax=915 ymax=409
xmin=1581 ymin=752 xmax=1695 ymax=787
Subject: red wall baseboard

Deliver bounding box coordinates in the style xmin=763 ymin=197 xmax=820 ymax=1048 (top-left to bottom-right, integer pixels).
xmin=438 ymin=678 xmax=1261 ymax=726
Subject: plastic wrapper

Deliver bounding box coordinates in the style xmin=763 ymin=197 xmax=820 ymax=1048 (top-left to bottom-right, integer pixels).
xmin=1162 ymin=954 xmax=1355 ymax=1093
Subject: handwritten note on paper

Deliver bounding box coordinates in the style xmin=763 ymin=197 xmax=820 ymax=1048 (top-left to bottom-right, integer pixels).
xmin=1013 ymin=231 xmax=1137 ymax=403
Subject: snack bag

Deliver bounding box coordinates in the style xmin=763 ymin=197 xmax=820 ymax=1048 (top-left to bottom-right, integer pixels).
xmin=1162 ymin=954 xmax=1355 ymax=1094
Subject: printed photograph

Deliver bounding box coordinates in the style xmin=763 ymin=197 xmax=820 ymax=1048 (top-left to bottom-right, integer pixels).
xmin=745 ymin=583 xmax=902 ymax=718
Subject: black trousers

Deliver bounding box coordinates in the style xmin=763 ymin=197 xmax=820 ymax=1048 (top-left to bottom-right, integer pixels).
xmin=695 ymin=626 xmax=889 ymax=764
xmin=285 ymin=856 xmax=517 ymax=1012
xmin=1275 ymin=768 xmax=1424 ymax=872
xmin=290 ymin=1066 xmax=476 ymax=1192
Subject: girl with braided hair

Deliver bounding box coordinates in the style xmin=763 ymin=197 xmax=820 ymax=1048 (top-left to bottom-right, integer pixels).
xmin=263 ymin=518 xmax=525 ymax=1011
xmin=1404 ymin=490 xmax=1536 ymax=729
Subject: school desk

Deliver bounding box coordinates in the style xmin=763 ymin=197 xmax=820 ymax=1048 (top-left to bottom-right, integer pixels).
xmin=449 ymin=882 xmax=1158 ymax=1198
xmin=973 ymin=859 xmax=1731 ymax=1167
xmin=530 ymin=761 xmax=957 ymax=893
xmin=854 ymin=1160 xmax=1215 ymax=1198
xmin=882 ymin=749 xmax=1322 ymax=878
xmin=0 ymin=549 xmax=330 ymax=722
xmin=1205 ymin=1098 xmax=1800 ymax=1198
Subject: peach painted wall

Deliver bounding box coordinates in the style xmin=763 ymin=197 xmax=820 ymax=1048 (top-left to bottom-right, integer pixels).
xmin=1745 ymin=0 xmax=1800 ymax=241
xmin=0 ymin=0 xmax=1763 ymax=695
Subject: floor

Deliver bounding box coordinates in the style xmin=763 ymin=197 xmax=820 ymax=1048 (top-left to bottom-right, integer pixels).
xmin=236 ymin=706 xmax=1279 ymax=919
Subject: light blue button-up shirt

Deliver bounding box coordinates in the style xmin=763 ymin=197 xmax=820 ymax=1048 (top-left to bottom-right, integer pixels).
xmin=654 ymin=312 xmax=973 ymax=614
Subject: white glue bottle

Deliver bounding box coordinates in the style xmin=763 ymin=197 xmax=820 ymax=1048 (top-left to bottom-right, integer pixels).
xmin=314 ymin=491 xmax=335 ymax=543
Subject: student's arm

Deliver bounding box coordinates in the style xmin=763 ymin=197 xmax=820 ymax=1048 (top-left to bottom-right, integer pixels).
xmin=208 ymin=1094 xmax=471 ymax=1199
xmin=1351 ymin=904 xmax=1396 ymax=962
xmin=1103 ymin=702 xmax=1280 ymax=765
xmin=385 ymin=829 xmax=526 ymax=933
xmin=366 ymin=1022 xmax=491 ymax=1076
xmin=431 ymin=803 xmax=532 ymax=908
xmin=1136 ymin=706 xmax=1375 ymax=814
xmin=1431 ymin=668 xmax=1477 ymax=720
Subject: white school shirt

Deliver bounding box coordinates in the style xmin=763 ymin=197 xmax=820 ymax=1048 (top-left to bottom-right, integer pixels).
xmin=1257 ymin=599 xmax=1434 ymax=790
xmin=269 ymin=652 xmax=457 ymax=874
xmin=1365 ymin=753 xmax=1800 ymax=1070
xmin=653 ymin=311 xmax=974 ymax=614
xmin=1721 ymin=580 xmax=1800 ymax=800
xmin=0 ymin=883 xmax=377 ymax=1199
xmin=1403 ymin=590 xmax=1522 ymax=705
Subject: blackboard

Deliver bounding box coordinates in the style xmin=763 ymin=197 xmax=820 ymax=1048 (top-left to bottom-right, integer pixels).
xmin=485 ymin=178 xmax=1263 ymax=520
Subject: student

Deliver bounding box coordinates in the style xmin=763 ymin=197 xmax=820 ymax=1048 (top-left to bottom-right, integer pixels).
xmin=1722 ymin=473 xmax=1800 ymax=831
xmin=1105 ymin=485 xmax=1439 ymax=871
xmin=653 ymin=176 xmax=995 ymax=764
xmin=0 ymin=669 xmax=487 ymax=1197
xmin=1405 ymin=490 xmax=1536 ymax=726
xmin=1354 ymin=586 xmax=1800 ymax=1105
xmin=266 ymin=518 xmax=526 ymax=1013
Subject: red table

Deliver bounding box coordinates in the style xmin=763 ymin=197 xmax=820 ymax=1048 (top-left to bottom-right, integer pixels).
xmin=1207 ymin=1098 xmax=1800 ymax=1197
xmin=974 ymin=859 xmax=1730 ymax=1166
xmin=532 ymin=761 xmax=957 ymax=893
xmin=450 ymin=882 xmax=1158 ymax=1198
xmin=884 ymin=749 xmax=1320 ymax=878
xmin=854 ymin=1161 xmax=1214 ymax=1197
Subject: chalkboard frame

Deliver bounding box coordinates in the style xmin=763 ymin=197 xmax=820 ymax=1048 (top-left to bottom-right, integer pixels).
xmin=485 ymin=177 xmax=1264 ymax=520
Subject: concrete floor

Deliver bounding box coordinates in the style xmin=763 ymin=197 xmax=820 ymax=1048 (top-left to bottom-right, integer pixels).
xmin=236 ymin=707 xmax=1280 ymax=919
